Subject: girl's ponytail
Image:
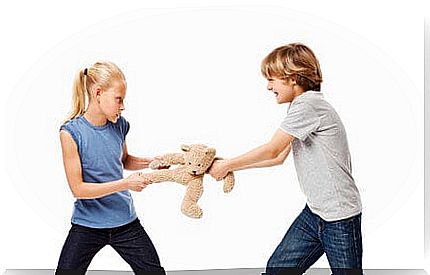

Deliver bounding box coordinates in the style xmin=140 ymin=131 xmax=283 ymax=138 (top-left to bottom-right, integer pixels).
xmin=65 ymin=69 xmax=87 ymax=123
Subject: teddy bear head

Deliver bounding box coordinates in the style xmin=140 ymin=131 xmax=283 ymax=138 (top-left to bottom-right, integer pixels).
xmin=181 ymin=144 xmax=216 ymax=176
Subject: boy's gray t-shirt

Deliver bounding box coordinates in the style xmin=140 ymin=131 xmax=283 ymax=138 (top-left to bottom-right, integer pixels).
xmin=280 ymin=91 xmax=362 ymax=221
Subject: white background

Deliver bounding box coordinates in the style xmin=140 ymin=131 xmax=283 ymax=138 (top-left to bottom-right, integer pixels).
xmin=0 ymin=0 xmax=428 ymax=272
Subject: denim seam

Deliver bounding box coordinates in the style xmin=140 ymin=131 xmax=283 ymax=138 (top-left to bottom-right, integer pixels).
xmin=351 ymin=218 xmax=361 ymax=266
xmin=297 ymin=243 xmax=322 ymax=268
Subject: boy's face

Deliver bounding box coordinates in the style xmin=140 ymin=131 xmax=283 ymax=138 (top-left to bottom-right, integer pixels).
xmin=266 ymin=77 xmax=298 ymax=104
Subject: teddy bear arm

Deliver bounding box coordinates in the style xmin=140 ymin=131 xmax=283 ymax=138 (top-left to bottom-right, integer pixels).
xmin=222 ymin=171 xmax=235 ymax=193
xmin=163 ymin=153 xmax=185 ymax=165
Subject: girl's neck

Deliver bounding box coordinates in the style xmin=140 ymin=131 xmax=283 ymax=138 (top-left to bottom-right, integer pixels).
xmin=83 ymin=105 xmax=108 ymax=127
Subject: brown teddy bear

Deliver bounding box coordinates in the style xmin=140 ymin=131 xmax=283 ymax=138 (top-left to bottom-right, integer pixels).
xmin=139 ymin=144 xmax=235 ymax=218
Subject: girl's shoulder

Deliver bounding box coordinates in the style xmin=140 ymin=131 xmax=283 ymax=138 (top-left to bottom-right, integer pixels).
xmin=60 ymin=116 xmax=83 ymax=132
xmin=59 ymin=117 xmax=85 ymax=148
xmin=114 ymin=116 xmax=130 ymax=139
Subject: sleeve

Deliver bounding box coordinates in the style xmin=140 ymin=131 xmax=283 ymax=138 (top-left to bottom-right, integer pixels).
xmin=59 ymin=121 xmax=81 ymax=151
xmin=280 ymin=101 xmax=321 ymax=141
xmin=118 ymin=116 xmax=130 ymax=141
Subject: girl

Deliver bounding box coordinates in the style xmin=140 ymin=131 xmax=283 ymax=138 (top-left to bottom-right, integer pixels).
xmin=56 ymin=61 xmax=165 ymax=275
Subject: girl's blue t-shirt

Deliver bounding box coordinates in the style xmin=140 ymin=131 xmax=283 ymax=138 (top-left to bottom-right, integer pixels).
xmin=60 ymin=115 xmax=137 ymax=228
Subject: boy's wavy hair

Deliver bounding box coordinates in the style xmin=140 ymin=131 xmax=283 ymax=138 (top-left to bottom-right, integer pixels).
xmin=261 ymin=43 xmax=323 ymax=91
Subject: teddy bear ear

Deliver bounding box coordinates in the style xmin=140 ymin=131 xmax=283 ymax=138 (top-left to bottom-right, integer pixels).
xmin=181 ymin=144 xmax=191 ymax=152
xmin=206 ymin=148 xmax=216 ymax=155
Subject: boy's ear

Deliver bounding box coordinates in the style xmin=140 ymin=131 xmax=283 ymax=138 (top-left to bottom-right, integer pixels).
xmin=181 ymin=144 xmax=190 ymax=152
xmin=289 ymin=74 xmax=297 ymax=84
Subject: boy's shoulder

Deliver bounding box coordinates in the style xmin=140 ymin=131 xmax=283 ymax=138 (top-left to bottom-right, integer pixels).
xmin=297 ymin=91 xmax=324 ymax=102
xmin=290 ymin=91 xmax=324 ymax=108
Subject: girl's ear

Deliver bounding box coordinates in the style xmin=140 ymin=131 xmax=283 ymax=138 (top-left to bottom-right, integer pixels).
xmin=94 ymin=86 xmax=102 ymax=97
xmin=92 ymin=86 xmax=103 ymax=103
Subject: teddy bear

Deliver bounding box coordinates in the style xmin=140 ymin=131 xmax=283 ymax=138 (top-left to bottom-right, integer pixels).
xmin=139 ymin=144 xmax=235 ymax=219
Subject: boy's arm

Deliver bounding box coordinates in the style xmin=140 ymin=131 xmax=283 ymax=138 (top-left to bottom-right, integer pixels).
xmin=236 ymin=143 xmax=291 ymax=170
xmin=209 ymin=129 xmax=294 ymax=179
xmin=229 ymin=129 xmax=294 ymax=170
xmin=60 ymin=131 xmax=147 ymax=199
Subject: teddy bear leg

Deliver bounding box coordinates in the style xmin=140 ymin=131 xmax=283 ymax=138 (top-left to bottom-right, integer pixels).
xmin=181 ymin=179 xmax=204 ymax=219
xmin=223 ymin=172 xmax=235 ymax=193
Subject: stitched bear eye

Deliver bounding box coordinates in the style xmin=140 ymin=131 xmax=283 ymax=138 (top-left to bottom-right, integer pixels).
xmin=198 ymin=164 xmax=201 ymax=167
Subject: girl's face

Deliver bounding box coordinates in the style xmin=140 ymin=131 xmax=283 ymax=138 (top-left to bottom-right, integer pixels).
xmin=266 ymin=77 xmax=299 ymax=104
xmin=97 ymin=80 xmax=127 ymax=123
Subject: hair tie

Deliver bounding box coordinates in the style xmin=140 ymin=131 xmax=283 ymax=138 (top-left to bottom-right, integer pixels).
xmin=83 ymin=68 xmax=88 ymax=76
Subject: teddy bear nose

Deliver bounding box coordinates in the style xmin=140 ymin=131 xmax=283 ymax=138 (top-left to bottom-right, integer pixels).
xmin=192 ymin=171 xmax=197 ymax=175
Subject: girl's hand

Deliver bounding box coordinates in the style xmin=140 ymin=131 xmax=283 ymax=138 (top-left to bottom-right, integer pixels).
xmin=209 ymin=159 xmax=230 ymax=181
xmin=125 ymin=172 xmax=151 ymax=192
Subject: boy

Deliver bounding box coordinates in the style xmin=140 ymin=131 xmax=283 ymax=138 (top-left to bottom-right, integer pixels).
xmin=209 ymin=43 xmax=363 ymax=275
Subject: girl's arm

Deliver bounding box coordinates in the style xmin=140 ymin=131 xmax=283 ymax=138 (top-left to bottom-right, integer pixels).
xmin=60 ymin=131 xmax=148 ymax=199
xmin=122 ymin=142 xmax=153 ymax=170
xmin=209 ymin=129 xmax=294 ymax=179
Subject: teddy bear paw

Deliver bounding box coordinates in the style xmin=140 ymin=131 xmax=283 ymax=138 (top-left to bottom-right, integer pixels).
xmin=182 ymin=204 xmax=203 ymax=219
xmin=149 ymin=160 xmax=170 ymax=170
xmin=223 ymin=182 xmax=234 ymax=193
xmin=223 ymin=174 xmax=235 ymax=193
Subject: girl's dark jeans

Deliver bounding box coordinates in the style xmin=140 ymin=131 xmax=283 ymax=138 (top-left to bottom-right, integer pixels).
xmin=55 ymin=218 xmax=165 ymax=275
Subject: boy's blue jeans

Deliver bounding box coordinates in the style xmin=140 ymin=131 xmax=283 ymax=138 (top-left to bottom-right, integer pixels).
xmin=55 ymin=218 xmax=165 ymax=275
xmin=265 ymin=205 xmax=363 ymax=275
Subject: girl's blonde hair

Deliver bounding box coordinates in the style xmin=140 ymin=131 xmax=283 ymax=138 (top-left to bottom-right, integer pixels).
xmin=261 ymin=43 xmax=323 ymax=91
xmin=65 ymin=61 xmax=126 ymax=122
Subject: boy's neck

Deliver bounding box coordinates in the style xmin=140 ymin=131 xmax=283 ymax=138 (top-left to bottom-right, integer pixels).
xmin=292 ymin=86 xmax=306 ymax=101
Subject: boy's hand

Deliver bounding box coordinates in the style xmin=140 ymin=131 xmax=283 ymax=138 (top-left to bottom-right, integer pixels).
xmin=125 ymin=172 xmax=151 ymax=192
xmin=209 ymin=159 xmax=230 ymax=181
